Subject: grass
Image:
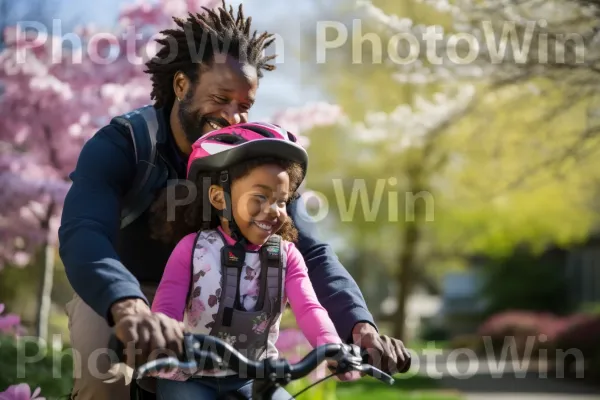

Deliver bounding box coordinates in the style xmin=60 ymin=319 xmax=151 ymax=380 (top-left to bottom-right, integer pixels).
xmin=335 ymin=374 xmax=464 ymax=400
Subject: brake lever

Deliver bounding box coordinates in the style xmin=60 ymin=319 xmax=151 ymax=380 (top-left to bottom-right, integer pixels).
xmin=358 ymin=364 xmax=395 ymax=385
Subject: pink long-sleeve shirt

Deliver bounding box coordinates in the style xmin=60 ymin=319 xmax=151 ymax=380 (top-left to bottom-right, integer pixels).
xmin=151 ymin=227 xmax=342 ymax=349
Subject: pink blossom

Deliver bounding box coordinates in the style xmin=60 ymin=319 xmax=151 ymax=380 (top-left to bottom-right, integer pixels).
xmin=275 ymin=328 xmax=309 ymax=353
xmin=0 ymin=303 xmax=25 ymax=335
xmin=0 ymin=0 xmax=219 ymax=270
xmin=268 ymin=102 xmax=346 ymax=148
xmin=0 ymin=383 xmax=45 ymax=400
xmin=0 ymin=0 xmax=341 ymax=272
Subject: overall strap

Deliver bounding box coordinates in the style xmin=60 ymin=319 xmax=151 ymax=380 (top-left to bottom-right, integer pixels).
xmin=219 ymin=240 xmax=246 ymax=327
xmin=259 ymin=235 xmax=286 ymax=315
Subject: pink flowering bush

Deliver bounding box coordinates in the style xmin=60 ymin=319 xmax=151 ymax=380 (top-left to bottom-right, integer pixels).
xmin=0 ymin=304 xmax=26 ymax=336
xmin=275 ymin=328 xmax=310 ymax=363
xmin=0 ymin=383 xmax=45 ymax=400
xmin=478 ymin=310 xmax=558 ymax=338
xmin=275 ymin=328 xmax=338 ymax=398
xmin=0 ymin=306 xmax=58 ymax=398
xmin=554 ymin=314 xmax=600 ymax=355
xmin=478 ymin=310 xmax=563 ymax=356
xmin=477 ymin=309 xmax=600 ymax=375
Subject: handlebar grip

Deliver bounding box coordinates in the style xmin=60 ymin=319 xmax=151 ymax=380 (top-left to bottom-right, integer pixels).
xmin=108 ymin=334 xmax=126 ymax=363
xmin=361 ymin=349 xmax=412 ymax=373
xmin=400 ymin=354 xmax=411 ymax=373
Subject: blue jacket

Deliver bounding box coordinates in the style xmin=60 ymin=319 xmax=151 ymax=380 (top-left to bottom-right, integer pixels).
xmin=58 ymin=106 xmax=376 ymax=341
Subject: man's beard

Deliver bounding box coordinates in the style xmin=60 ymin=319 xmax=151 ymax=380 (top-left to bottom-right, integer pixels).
xmin=178 ymin=96 xmax=230 ymax=144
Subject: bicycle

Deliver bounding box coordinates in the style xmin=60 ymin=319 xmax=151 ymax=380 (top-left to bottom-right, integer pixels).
xmin=108 ymin=333 xmax=403 ymax=400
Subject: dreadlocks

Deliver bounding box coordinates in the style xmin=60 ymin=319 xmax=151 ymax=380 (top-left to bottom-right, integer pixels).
xmin=144 ymin=0 xmax=277 ymax=108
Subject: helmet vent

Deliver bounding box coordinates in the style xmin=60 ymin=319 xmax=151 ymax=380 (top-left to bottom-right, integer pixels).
xmin=239 ymin=125 xmax=276 ymax=138
xmin=211 ymin=133 xmax=247 ymax=144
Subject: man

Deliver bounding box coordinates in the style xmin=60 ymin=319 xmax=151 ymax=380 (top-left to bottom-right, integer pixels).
xmin=59 ymin=2 xmax=410 ymax=399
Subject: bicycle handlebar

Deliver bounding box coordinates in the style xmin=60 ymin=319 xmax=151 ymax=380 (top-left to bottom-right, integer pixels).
xmin=108 ymin=333 xmax=396 ymax=385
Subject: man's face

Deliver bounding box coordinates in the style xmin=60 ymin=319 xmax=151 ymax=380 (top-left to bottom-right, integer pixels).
xmin=178 ymin=55 xmax=258 ymax=144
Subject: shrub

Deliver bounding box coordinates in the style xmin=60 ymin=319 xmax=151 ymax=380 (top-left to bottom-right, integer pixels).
xmin=554 ymin=314 xmax=600 ymax=353
xmin=419 ymin=323 xmax=450 ymax=343
xmin=477 ymin=308 xmax=600 ymax=377
xmin=479 ymin=250 xmax=572 ymax=317
xmin=551 ymin=313 xmax=600 ymax=377
xmin=0 ymin=304 xmax=73 ymax=398
xmin=477 ymin=310 xmax=566 ymax=356
xmin=0 ymin=335 xmax=73 ymax=399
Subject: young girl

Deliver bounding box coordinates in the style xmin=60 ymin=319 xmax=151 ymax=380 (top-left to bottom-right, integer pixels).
xmin=147 ymin=122 xmax=358 ymax=400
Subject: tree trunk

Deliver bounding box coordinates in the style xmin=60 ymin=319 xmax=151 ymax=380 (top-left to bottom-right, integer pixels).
xmin=392 ymin=221 xmax=420 ymax=340
xmin=392 ymin=165 xmax=425 ymax=341
xmin=35 ymin=204 xmax=55 ymax=342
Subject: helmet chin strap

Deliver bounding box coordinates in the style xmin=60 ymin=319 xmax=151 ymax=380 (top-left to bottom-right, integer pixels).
xmin=218 ymin=170 xmax=248 ymax=247
xmin=218 ymin=170 xmax=248 ymax=312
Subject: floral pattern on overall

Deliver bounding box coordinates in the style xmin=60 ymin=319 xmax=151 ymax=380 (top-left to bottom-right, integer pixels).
xmin=252 ymin=312 xmax=270 ymax=334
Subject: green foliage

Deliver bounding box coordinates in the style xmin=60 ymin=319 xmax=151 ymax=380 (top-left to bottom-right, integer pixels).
xmin=419 ymin=322 xmax=450 ymax=343
xmin=296 ymin=0 xmax=600 ymax=341
xmin=0 ymin=334 xmax=73 ymax=399
xmin=579 ymin=302 xmax=600 ymax=315
xmin=300 ymin=0 xmax=600 ymax=264
xmin=478 ymin=249 xmax=572 ymax=317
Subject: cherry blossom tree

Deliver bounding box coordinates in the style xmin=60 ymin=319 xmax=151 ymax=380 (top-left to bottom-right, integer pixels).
xmin=268 ymin=101 xmax=346 ymax=149
xmin=0 ymin=0 xmax=218 ymax=341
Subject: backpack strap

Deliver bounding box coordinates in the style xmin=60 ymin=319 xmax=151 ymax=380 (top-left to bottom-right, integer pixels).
xmin=259 ymin=235 xmax=286 ymax=316
xmin=111 ymin=105 xmax=170 ymax=229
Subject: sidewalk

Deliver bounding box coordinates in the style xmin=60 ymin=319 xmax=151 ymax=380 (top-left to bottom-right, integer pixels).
xmin=467 ymin=395 xmax=600 ymax=400
xmin=412 ymin=351 xmax=600 ymax=400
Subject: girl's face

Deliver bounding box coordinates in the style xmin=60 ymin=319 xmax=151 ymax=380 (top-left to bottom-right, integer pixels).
xmin=229 ymin=164 xmax=291 ymax=245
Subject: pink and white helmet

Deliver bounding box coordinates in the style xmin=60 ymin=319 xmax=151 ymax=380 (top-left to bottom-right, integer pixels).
xmin=187 ymin=122 xmax=308 ymax=180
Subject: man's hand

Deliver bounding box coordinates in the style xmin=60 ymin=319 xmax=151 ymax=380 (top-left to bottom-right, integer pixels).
xmin=326 ymin=359 xmax=361 ymax=382
xmin=110 ymin=298 xmax=185 ymax=368
xmin=351 ymin=322 xmax=411 ymax=375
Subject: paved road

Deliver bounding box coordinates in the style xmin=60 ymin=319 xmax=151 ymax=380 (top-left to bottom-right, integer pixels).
xmin=410 ymin=351 xmax=600 ymax=400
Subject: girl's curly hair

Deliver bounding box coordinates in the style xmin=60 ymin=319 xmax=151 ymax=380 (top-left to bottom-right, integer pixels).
xmin=149 ymin=156 xmax=304 ymax=245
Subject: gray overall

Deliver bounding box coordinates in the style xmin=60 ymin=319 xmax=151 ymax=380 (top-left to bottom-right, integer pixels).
xmin=186 ymin=230 xmax=287 ymax=374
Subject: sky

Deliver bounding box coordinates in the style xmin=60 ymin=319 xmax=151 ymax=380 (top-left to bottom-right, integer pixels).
xmin=54 ymin=0 xmax=327 ymax=120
